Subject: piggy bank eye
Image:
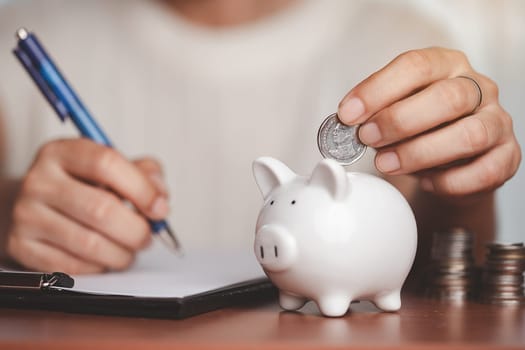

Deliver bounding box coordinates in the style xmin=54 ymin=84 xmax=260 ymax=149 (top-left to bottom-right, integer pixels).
xmin=270 ymin=200 xmax=275 ymax=205
xmin=291 ymin=200 xmax=296 ymax=205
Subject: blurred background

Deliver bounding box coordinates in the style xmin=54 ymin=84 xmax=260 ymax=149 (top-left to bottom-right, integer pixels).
xmin=0 ymin=0 xmax=523 ymax=243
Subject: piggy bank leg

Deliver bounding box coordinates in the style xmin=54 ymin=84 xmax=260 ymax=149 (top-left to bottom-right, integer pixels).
xmin=279 ymin=291 xmax=307 ymax=311
xmin=373 ymin=290 xmax=401 ymax=312
xmin=316 ymin=295 xmax=351 ymax=317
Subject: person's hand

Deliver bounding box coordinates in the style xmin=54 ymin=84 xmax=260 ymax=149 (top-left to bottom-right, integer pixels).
xmin=6 ymin=138 xmax=169 ymax=274
xmin=338 ymin=47 xmax=521 ymax=198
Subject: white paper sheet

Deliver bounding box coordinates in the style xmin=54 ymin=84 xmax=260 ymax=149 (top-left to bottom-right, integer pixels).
xmin=71 ymin=241 xmax=266 ymax=298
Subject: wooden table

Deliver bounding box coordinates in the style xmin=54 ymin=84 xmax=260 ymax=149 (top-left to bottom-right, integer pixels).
xmin=0 ymin=293 xmax=523 ymax=350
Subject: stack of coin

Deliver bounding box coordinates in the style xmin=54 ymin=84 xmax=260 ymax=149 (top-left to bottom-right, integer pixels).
xmin=479 ymin=243 xmax=525 ymax=305
xmin=425 ymin=228 xmax=478 ymax=301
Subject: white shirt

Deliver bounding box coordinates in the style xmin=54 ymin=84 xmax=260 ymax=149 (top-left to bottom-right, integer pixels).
xmin=0 ymin=0 xmax=453 ymax=251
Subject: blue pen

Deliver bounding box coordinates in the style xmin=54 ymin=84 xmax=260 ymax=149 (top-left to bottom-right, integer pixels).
xmin=13 ymin=28 xmax=182 ymax=253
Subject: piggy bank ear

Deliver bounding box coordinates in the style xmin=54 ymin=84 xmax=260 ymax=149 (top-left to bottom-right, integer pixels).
xmin=309 ymin=159 xmax=349 ymax=201
xmin=253 ymin=157 xmax=296 ymax=199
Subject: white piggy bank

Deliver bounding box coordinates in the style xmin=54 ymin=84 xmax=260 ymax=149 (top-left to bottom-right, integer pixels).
xmin=253 ymin=157 xmax=417 ymax=317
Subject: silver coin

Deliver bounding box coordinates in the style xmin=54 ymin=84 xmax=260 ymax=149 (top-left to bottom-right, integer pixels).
xmin=317 ymin=113 xmax=366 ymax=165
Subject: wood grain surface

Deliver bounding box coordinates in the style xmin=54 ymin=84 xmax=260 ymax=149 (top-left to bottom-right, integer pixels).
xmin=0 ymin=292 xmax=523 ymax=350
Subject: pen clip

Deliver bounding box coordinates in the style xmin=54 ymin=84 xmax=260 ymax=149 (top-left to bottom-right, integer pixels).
xmin=13 ymin=47 xmax=69 ymax=122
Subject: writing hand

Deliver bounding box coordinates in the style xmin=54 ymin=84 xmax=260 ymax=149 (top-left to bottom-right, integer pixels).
xmin=6 ymin=138 xmax=169 ymax=274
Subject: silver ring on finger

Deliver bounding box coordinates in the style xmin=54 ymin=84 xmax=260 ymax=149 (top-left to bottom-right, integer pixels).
xmin=456 ymin=75 xmax=483 ymax=114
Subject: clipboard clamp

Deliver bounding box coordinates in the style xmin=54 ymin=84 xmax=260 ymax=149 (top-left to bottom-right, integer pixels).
xmin=0 ymin=271 xmax=74 ymax=291
xmin=42 ymin=272 xmax=74 ymax=289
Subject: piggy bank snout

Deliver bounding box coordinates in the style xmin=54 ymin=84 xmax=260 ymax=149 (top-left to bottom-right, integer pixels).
xmin=254 ymin=225 xmax=297 ymax=272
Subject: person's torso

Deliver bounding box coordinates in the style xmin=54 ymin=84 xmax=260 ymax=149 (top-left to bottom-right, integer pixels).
xmin=0 ymin=0 xmax=451 ymax=251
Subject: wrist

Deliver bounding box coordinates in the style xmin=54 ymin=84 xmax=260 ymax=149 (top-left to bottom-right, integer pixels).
xmin=0 ymin=178 xmax=22 ymax=259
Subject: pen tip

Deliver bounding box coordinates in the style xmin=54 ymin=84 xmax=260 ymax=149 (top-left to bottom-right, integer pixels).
xmin=157 ymin=225 xmax=184 ymax=257
xmin=16 ymin=27 xmax=29 ymax=40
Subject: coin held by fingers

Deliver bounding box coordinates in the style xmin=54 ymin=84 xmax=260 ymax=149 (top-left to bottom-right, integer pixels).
xmin=317 ymin=113 xmax=367 ymax=166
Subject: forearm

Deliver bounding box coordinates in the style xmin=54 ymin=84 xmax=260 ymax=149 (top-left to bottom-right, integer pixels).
xmin=0 ymin=177 xmax=21 ymax=259
xmin=388 ymin=175 xmax=495 ymax=266
xmin=411 ymin=186 xmax=495 ymax=265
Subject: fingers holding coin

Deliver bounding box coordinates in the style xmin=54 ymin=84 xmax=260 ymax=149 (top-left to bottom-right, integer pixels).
xmin=374 ymin=108 xmax=505 ymax=173
xmin=337 ymin=48 xmax=472 ymax=125
xmin=357 ymin=76 xmax=488 ymax=148
xmin=336 ymin=47 xmax=521 ymax=196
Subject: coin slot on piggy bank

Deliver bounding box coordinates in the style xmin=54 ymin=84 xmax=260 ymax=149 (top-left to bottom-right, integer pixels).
xmin=252 ymin=157 xmax=417 ymax=317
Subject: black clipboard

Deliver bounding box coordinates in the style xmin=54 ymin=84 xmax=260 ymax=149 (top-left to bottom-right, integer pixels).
xmin=0 ymin=270 xmax=277 ymax=319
